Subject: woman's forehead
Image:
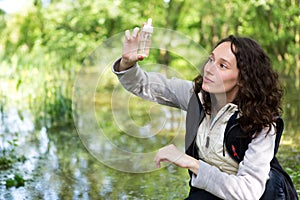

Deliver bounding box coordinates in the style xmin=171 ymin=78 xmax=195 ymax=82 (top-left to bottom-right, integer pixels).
xmin=212 ymin=42 xmax=236 ymax=64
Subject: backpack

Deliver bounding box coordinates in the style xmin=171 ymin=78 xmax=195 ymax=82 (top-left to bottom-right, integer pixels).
xmin=185 ymin=93 xmax=298 ymax=200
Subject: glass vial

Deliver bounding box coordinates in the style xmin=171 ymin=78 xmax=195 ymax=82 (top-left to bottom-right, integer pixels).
xmin=138 ymin=18 xmax=153 ymax=57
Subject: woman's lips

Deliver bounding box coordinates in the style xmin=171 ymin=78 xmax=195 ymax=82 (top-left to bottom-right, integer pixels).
xmin=204 ymin=76 xmax=214 ymax=83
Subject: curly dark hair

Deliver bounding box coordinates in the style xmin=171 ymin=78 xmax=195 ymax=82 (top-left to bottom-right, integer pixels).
xmin=193 ymin=35 xmax=283 ymax=136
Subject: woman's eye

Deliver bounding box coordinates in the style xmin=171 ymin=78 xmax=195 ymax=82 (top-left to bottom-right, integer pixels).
xmin=220 ymin=63 xmax=228 ymax=69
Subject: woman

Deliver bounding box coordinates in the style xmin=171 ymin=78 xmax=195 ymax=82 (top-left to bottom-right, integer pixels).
xmin=112 ymin=26 xmax=295 ymax=199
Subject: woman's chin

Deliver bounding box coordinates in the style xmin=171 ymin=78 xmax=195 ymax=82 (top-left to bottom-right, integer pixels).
xmin=201 ymin=85 xmax=211 ymax=93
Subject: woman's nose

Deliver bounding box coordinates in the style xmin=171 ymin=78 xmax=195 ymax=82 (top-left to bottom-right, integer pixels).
xmin=204 ymin=61 xmax=216 ymax=74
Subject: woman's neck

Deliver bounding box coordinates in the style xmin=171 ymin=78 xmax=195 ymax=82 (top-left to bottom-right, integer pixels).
xmin=211 ymin=94 xmax=228 ymax=115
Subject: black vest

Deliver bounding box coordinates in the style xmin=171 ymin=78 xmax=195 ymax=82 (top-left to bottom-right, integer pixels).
xmin=185 ymin=93 xmax=298 ymax=200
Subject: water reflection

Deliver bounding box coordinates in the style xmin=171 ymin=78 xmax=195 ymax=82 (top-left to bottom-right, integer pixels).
xmin=0 ymin=109 xmax=190 ymax=199
xmin=0 ymin=108 xmax=34 ymax=150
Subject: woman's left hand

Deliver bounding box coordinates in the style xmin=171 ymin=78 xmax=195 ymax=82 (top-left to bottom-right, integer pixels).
xmin=153 ymin=144 xmax=199 ymax=174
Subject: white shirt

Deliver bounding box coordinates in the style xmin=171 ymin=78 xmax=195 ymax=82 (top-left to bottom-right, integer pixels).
xmin=196 ymin=99 xmax=239 ymax=175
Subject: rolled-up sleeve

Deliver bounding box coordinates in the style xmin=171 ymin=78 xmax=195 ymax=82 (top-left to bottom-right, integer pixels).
xmin=191 ymin=126 xmax=276 ymax=200
xmin=112 ymin=58 xmax=194 ymax=111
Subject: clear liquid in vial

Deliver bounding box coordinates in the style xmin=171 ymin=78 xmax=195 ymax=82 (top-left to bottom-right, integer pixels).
xmin=137 ymin=18 xmax=153 ymax=57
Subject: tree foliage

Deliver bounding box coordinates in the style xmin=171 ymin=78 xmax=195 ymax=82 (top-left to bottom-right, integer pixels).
xmin=0 ymin=0 xmax=299 ymax=71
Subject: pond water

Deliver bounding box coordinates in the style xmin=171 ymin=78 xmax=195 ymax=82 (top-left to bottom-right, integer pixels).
xmin=0 ymin=75 xmax=299 ymax=199
xmin=0 ymin=108 xmax=191 ymax=200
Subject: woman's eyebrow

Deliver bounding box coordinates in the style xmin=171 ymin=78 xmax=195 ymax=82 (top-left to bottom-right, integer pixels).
xmin=211 ymin=52 xmax=232 ymax=67
xmin=220 ymin=58 xmax=232 ymax=67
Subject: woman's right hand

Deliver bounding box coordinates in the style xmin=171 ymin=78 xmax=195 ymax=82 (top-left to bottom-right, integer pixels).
xmin=119 ymin=27 xmax=144 ymax=71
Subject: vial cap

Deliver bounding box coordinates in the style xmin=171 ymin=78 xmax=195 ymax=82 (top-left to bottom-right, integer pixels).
xmin=142 ymin=18 xmax=153 ymax=33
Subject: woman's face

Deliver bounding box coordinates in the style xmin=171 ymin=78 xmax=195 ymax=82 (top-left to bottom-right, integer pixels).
xmin=202 ymin=41 xmax=239 ymax=102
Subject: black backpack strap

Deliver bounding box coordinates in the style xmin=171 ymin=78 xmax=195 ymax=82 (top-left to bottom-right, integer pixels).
xmin=223 ymin=111 xmax=252 ymax=163
xmin=185 ymin=93 xmax=206 ymax=196
xmin=223 ymin=111 xmax=239 ymax=158
xmin=273 ymin=116 xmax=284 ymax=156
xmin=185 ymin=93 xmax=205 ymax=158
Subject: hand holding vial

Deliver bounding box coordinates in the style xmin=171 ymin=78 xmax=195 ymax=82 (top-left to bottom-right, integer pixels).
xmin=119 ymin=18 xmax=153 ymax=71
